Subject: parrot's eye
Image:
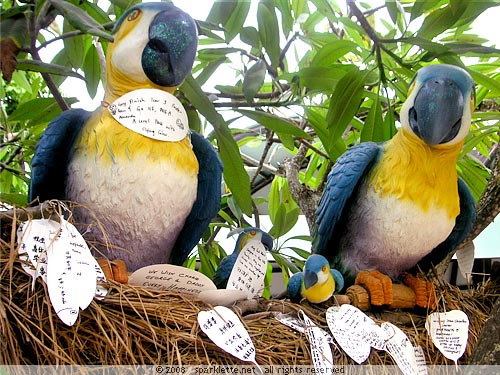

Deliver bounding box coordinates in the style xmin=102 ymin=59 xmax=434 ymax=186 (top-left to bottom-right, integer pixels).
xmin=250 ymin=230 xmax=256 ymax=236
xmin=321 ymin=265 xmax=327 ymax=272
xmin=127 ymin=9 xmax=141 ymax=21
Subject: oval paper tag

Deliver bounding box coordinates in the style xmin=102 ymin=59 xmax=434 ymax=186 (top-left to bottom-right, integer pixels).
xmin=108 ymin=88 xmax=189 ymax=142
xmin=226 ymin=240 xmax=267 ymax=298
xmin=128 ymin=264 xmax=217 ymax=294
xmin=381 ymin=322 xmax=420 ymax=375
xmin=198 ymin=306 xmax=258 ymax=365
xmin=299 ymin=310 xmax=335 ymax=371
xmin=425 ymin=310 xmax=469 ymax=366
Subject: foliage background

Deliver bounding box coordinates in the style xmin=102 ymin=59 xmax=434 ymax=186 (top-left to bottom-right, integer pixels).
xmin=1 ymin=0 xmax=499 ymax=285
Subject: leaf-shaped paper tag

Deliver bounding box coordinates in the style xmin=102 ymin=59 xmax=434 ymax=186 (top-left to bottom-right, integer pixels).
xmin=197 ymin=306 xmax=259 ymax=366
xmin=226 ymin=240 xmax=267 ymax=298
xmin=108 ymin=89 xmax=189 ymax=142
xmin=17 ymin=219 xmax=61 ymax=284
xmin=381 ymin=322 xmax=420 ymax=375
xmin=326 ymin=305 xmax=371 ymax=364
xmin=299 ymin=310 xmax=335 ymax=371
xmin=425 ymin=310 xmax=469 ymax=366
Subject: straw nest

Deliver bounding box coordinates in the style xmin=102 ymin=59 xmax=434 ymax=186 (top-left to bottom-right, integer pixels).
xmin=1 ymin=205 xmax=498 ymax=366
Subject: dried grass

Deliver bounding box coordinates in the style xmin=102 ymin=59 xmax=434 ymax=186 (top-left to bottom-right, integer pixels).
xmin=1 ymin=206 xmax=498 ymax=365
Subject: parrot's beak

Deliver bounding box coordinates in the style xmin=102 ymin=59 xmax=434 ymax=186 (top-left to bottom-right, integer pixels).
xmin=304 ymin=269 xmax=318 ymax=289
xmin=142 ymin=7 xmax=198 ymax=87
xmin=261 ymin=232 xmax=274 ymax=251
xmin=409 ymin=78 xmax=464 ymax=145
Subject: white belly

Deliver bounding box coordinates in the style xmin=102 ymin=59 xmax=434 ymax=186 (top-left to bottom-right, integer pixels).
xmin=66 ymin=154 xmax=197 ymax=271
xmin=339 ymin=185 xmax=456 ymax=278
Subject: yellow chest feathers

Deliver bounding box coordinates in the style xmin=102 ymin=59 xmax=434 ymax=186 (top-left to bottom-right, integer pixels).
xmin=368 ymin=128 xmax=463 ymax=219
xmin=74 ymin=109 xmax=198 ymax=175
xmin=302 ymin=275 xmax=335 ymax=304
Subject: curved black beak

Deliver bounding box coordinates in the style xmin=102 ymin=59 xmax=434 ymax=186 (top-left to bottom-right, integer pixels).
xmin=304 ymin=269 xmax=318 ymax=289
xmin=409 ymin=78 xmax=464 ymax=145
xmin=142 ymin=6 xmax=198 ymax=87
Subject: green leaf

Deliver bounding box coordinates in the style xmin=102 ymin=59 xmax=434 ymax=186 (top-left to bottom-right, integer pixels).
xmin=236 ymin=109 xmax=311 ymax=139
xmin=385 ymin=0 xmax=399 ymax=25
xmin=268 ymin=177 xmax=280 ymax=223
xmin=15 ymin=59 xmax=84 ymax=80
xmin=195 ymin=57 xmax=227 ymax=86
xmin=360 ymin=94 xmax=384 ymax=142
xmin=326 ymin=67 xmax=368 ymax=142
xmin=0 ymin=14 xmax=27 ymax=47
xmin=224 ymin=0 xmax=251 ymax=42
xmin=275 ymin=0 xmax=294 ymax=37
xmin=82 ymin=45 xmax=101 ymax=99
xmin=469 ymin=70 xmax=500 ymax=95
xmin=50 ymin=0 xmax=113 ymax=42
xmin=418 ymin=3 xmax=466 ymax=40
xmin=311 ymin=40 xmax=360 ymax=67
xmin=240 ymin=26 xmax=261 ymax=49
xmin=8 ymin=97 xmax=76 ymax=125
xmin=257 ymin=1 xmax=281 ymax=68
xmin=181 ymin=75 xmax=253 ymax=215
xmin=243 ymin=60 xmax=266 ymax=103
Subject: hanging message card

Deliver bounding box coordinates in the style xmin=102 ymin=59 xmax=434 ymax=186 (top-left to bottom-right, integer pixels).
xmin=198 ymin=306 xmax=261 ymax=369
xmin=414 ymin=346 xmax=428 ymax=375
xmin=108 ymin=89 xmax=189 ymax=142
xmin=381 ymin=322 xmax=420 ymax=375
xmin=17 ymin=219 xmax=61 ymax=284
xmin=326 ymin=306 xmax=371 ymax=364
xmin=275 ymin=313 xmax=305 ymax=333
xmin=425 ymin=310 xmax=469 ymax=367
xmin=456 ymin=242 xmax=475 ymax=284
xmin=226 ymin=240 xmax=267 ymax=299
xmin=129 ymin=264 xmax=217 ymax=295
xmin=299 ymin=310 xmax=335 ymax=372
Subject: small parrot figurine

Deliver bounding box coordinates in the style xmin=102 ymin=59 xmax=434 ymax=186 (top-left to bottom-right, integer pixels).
xmin=287 ymin=254 xmax=344 ymax=304
xmin=29 ymin=3 xmax=222 ymax=271
xmin=213 ymin=227 xmax=274 ymax=288
xmin=312 ymin=64 xmax=476 ymax=308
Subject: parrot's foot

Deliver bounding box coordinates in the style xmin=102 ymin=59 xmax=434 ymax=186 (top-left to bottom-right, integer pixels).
xmin=355 ymin=270 xmax=393 ymax=306
xmin=97 ymin=258 xmax=128 ymax=284
xmin=402 ymin=273 xmax=436 ymax=309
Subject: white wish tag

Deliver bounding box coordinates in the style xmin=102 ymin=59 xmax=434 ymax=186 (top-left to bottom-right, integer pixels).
xmin=326 ymin=306 xmax=371 ymax=364
xmin=414 ymin=346 xmax=428 ymax=375
xmin=17 ymin=219 xmax=61 ymax=284
xmin=198 ymin=306 xmax=259 ymax=366
xmin=226 ymin=240 xmax=267 ymax=298
xmin=456 ymin=242 xmax=475 ymax=284
xmin=108 ymin=88 xmax=189 ymax=142
xmin=275 ymin=313 xmax=305 ymax=333
xmin=129 ymin=264 xmax=217 ymax=294
xmin=299 ymin=310 xmax=334 ymax=372
xmin=381 ymin=322 xmax=419 ymax=375
xmin=425 ymin=310 xmax=469 ymax=366
xmin=62 ymin=219 xmax=97 ymax=310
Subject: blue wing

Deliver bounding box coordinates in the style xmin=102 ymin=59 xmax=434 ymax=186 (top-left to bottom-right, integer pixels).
xmin=213 ymin=252 xmax=238 ymax=288
xmin=330 ymin=268 xmax=344 ymax=293
xmin=287 ymin=272 xmax=304 ymax=301
xmin=170 ymin=131 xmax=223 ymax=265
xmin=312 ymin=142 xmax=381 ymax=258
xmin=29 ymin=109 xmax=91 ymax=203
xmin=414 ymin=178 xmax=476 ymax=272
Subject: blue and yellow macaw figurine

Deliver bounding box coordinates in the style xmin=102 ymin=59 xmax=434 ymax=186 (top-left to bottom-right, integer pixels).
xmin=287 ymin=254 xmax=344 ymax=304
xmin=29 ymin=3 xmax=223 ymax=271
xmin=312 ymin=64 xmax=476 ymax=308
xmin=213 ymin=227 xmax=274 ymax=288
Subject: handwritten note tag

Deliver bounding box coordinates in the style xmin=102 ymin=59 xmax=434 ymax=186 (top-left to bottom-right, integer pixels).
xmin=456 ymin=242 xmax=475 ymax=284
xmin=108 ymin=89 xmax=189 ymax=142
xmin=129 ymin=264 xmax=217 ymax=294
xmin=17 ymin=218 xmax=103 ymax=326
xmin=226 ymin=240 xmax=267 ymax=298
xmin=299 ymin=310 xmax=335 ymax=372
xmin=198 ymin=306 xmax=259 ymax=367
xmin=326 ymin=306 xmax=371 ymax=364
xmin=414 ymin=346 xmax=428 ymax=375
xmin=425 ymin=310 xmax=469 ymax=366
xmin=275 ymin=313 xmax=335 ymax=345
xmin=381 ymin=322 xmax=420 ymax=375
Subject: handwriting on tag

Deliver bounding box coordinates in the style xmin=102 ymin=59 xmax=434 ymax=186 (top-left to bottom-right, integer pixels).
xmin=226 ymin=240 xmax=267 ymax=298
xmin=198 ymin=306 xmax=259 ymax=366
xmin=299 ymin=310 xmax=335 ymax=372
xmin=414 ymin=346 xmax=428 ymax=375
xmin=326 ymin=306 xmax=371 ymax=364
xmin=129 ymin=264 xmax=217 ymax=294
xmin=108 ymin=89 xmax=189 ymax=142
xmin=425 ymin=310 xmax=469 ymax=366
xmin=381 ymin=322 xmax=420 ymax=375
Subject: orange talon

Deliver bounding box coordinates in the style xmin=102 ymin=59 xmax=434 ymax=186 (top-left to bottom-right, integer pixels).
xmin=403 ymin=273 xmax=436 ymax=309
xmin=97 ymin=258 xmax=128 ymax=284
xmin=355 ymin=270 xmax=393 ymax=306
